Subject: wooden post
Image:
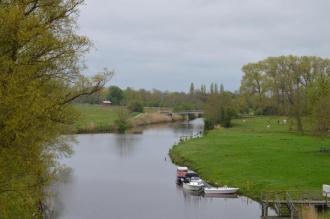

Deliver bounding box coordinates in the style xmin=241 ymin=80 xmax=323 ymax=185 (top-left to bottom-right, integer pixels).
xmin=325 ymin=193 xmax=329 ymax=208
xmin=261 ymin=203 xmax=265 ymax=217
xmin=261 ymin=203 xmax=268 ymax=217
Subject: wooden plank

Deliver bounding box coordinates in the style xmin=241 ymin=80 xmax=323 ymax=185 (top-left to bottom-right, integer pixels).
xmin=261 ymin=217 xmax=291 ymax=219
xmin=263 ymin=200 xmax=327 ymax=205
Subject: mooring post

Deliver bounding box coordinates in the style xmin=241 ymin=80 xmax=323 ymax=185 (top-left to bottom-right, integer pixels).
xmin=261 ymin=202 xmax=268 ymax=217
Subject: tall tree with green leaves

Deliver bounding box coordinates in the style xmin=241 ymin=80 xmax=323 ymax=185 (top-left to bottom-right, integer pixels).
xmin=241 ymin=55 xmax=330 ymax=132
xmin=214 ymin=83 xmax=219 ymax=94
xmin=0 ymin=1 xmax=111 ymax=217
xmin=210 ymin=83 xmax=214 ymax=94
xmin=189 ymin=82 xmax=195 ymax=95
xmin=201 ymin=84 xmax=207 ymax=94
xmin=204 ymin=92 xmax=237 ymax=129
xmin=220 ymin=84 xmax=224 ymax=93
xmin=107 ymin=86 xmax=124 ymax=105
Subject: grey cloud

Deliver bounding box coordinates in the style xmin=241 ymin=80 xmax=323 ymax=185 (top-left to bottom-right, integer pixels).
xmin=78 ymin=0 xmax=330 ymax=91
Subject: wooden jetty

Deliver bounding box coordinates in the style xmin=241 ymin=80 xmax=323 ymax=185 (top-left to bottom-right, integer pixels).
xmin=261 ymin=191 xmax=329 ymax=219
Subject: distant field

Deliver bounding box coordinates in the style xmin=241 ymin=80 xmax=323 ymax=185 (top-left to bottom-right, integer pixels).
xmin=170 ymin=116 xmax=330 ymax=200
xmin=73 ymin=104 xmax=122 ymax=133
xmin=73 ymin=104 xmax=179 ymax=133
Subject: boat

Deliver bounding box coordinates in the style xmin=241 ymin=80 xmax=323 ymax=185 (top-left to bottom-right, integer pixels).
xmin=203 ymin=193 xmax=238 ymax=198
xmin=204 ymin=186 xmax=239 ymax=194
xmin=176 ymin=166 xmax=188 ymax=184
xmin=183 ymin=171 xmax=200 ymax=183
xmin=183 ymin=180 xmax=205 ymax=191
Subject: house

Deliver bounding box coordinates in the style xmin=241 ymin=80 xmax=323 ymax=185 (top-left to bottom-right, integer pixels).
xmin=102 ymin=100 xmax=112 ymax=106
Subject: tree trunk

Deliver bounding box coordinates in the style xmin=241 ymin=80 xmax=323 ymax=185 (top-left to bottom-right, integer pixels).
xmin=296 ymin=113 xmax=303 ymax=132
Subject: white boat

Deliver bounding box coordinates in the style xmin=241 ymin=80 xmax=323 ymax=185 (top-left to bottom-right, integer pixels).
xmin=177 ymin=166 xmax=188 ymax=172
xmin=204 ymin=186 xmax=239 ymax=194
xmin=183 ymin=180 xmax=205 ymax=191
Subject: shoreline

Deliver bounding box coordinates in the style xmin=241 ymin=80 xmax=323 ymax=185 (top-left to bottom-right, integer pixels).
xmin=169 ymin=116 xmax=330 ymax=202
xmin=75 ymin=112 xmax=184 ymax=134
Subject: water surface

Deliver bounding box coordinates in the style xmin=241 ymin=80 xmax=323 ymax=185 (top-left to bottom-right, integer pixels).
xmin=57 ymin=119 xmax=264 ymax=219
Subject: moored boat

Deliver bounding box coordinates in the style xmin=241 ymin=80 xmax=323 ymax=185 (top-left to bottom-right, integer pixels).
xmin=204 ymin=186 xmax=239 ymax=194
xmin=182 ymin=171 xmax=200 ymax=183
xmin=183 ymin=180 xmax=205 ymax=191
xmin=176 ymin=166 xmax=188 ymax=184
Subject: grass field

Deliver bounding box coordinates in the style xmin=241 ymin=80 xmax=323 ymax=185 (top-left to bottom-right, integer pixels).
xmin=73 ymin=104 xmax=123 ymax=133
xmin=170 ymin=116 xmax=330 ymax=200
xmin=73 ymin=104 xmax=180 ymax=133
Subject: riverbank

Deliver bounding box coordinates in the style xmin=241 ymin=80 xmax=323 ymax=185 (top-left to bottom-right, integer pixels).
xmin=74 ymin=104 xmax=183 ymax=133
xmin=129 ymin=112 xmax=183 ymax=126
xmin=169 ymin=116 xmax=330 ymax=201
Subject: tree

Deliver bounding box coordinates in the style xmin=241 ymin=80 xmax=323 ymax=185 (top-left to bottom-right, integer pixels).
xmin=114 ymin=108 xmax=131 ymax=133
xmin=0 ymin=1 xmax=111 ymax=217
xmin=308 ymin=68 xmax=330 ymax=132
xmin=204 ymin=92 xmax=237 ymax=129
xmin=240 ymin=55 xmax=330 ymax=132
xmin=189 ymin=82 xmax=195 ymax=95
xmin=128 ymin=101 xmax=144 ymax=113
xmin=214 ymin=83 xmax=219 ymax=94
xmin=240 ymin=63 xmax=268 ymax=113
xmin=107 ymin=86 xmax=124 ymax=105
xmin=220 ymin=84 xmax=224 ymax=93
xmin=201 ymin=84 xmax=207 ymax=94
xmin=210 ymin=83 xmax=215 ymax=94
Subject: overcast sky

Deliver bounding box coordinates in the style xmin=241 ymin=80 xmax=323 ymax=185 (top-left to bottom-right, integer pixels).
xmin=78 ymin=0 xmax=330 ymax=92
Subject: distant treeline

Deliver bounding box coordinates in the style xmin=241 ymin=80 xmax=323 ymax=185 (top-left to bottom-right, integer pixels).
xmin=75 ymin=55 xmax=330 ymax=133
xmin=73 ymin=83 xmax=224 ymax=112
xmin=205 ymin=55 xmax=330 ymax=132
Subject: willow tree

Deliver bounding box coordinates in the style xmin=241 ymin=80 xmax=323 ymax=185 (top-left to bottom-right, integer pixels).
xmin=240 ymin=63 xmax=268 ymax=113
xmin=241 ymin=56 xmax=330 ymax=132
xmin=204 ymin=92 xmax=237 ymax=129
xmin=0 ymin=1 xmax=111 ymax=217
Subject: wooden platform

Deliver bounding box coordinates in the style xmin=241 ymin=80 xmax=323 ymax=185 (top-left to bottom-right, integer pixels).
xmin=263 ymin=200 xmax=328 ymax=206
xmin=260 ymin=191 xmax=330 ymax=218
xmin=262 ymin=217 xmax=291 ymax=219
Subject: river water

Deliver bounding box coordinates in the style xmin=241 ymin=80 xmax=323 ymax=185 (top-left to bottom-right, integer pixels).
xmin=56 ymin=119 xmax=265 ymax=219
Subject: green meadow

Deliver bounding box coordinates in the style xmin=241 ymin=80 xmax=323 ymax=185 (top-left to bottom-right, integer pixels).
xmin=170 ymin=116 xmax=330 ymax=200
xmin=73 ymin=104 xmax=122 ymax=133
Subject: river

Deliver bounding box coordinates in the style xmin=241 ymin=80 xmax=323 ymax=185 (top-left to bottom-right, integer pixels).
xmin=55 ymin=119 xmax=268 ymax=219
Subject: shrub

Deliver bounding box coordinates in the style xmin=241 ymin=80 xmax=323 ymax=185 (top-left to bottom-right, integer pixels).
xmin=128 ymin=101 xmax=144 ymax=113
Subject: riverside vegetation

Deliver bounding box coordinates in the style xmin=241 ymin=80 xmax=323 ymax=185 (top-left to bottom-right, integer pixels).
xmin=0 ymin=1 xmax=111 ymax=217
xmin=2 ymin=0 xmax=330 ymax=218
xmin=74 ymin=104 xmax=184 ymax=133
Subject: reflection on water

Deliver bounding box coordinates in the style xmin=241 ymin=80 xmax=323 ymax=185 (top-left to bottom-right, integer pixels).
xmin=56 ymin=119 xmax=266 ymax=219
xmin=114 ymin=134 xmax=139 ymax=158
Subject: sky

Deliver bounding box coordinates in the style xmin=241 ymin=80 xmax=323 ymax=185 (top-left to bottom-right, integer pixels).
xmin=77 ymin=0 xmax=330 ymax=92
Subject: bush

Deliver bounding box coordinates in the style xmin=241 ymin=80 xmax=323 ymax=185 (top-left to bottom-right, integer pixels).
xmin=128 ymin=101 xmax=144 ymax=113
xmin=204 ymin=92 xmax=237 ymax=128
xmin=114 ymin=108 xmax=131 ymax=133
xmin=262 ymin=106 xmax=279 ymax=115
xmin=107 ymin=86 xmax=124 ymax=105
xmin=204 ymin=118 xmax=215 ymax=130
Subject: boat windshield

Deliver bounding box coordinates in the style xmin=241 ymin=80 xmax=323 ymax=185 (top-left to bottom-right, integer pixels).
xmin=186 ymin=173 xmax=199 ymax=178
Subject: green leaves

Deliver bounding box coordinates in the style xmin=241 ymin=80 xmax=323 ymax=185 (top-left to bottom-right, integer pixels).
xmin=0 ymin=1 xmax=111 ymax=217
xmin=241 ymin=56 xmax=330 ymax=132
xmin=204 ymin=92 xmax=237 ymax=129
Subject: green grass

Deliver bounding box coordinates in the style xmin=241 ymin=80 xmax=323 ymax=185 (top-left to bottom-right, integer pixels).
xmin=170 ymin=116 xmax=330 ymax=200
xmin=73 ymin=104 xmax=178 ymax=133
xmin=73 ymin=104 xmax=122 ymax=133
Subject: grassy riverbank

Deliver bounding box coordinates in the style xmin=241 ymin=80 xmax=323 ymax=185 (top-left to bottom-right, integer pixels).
xmin=170 ymin=116 xmax=330 ymax=200
xmin=73 ymin=104 xmax=183 ymax=133
xmin=73 ymin=104 xmax=122 ymax=133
